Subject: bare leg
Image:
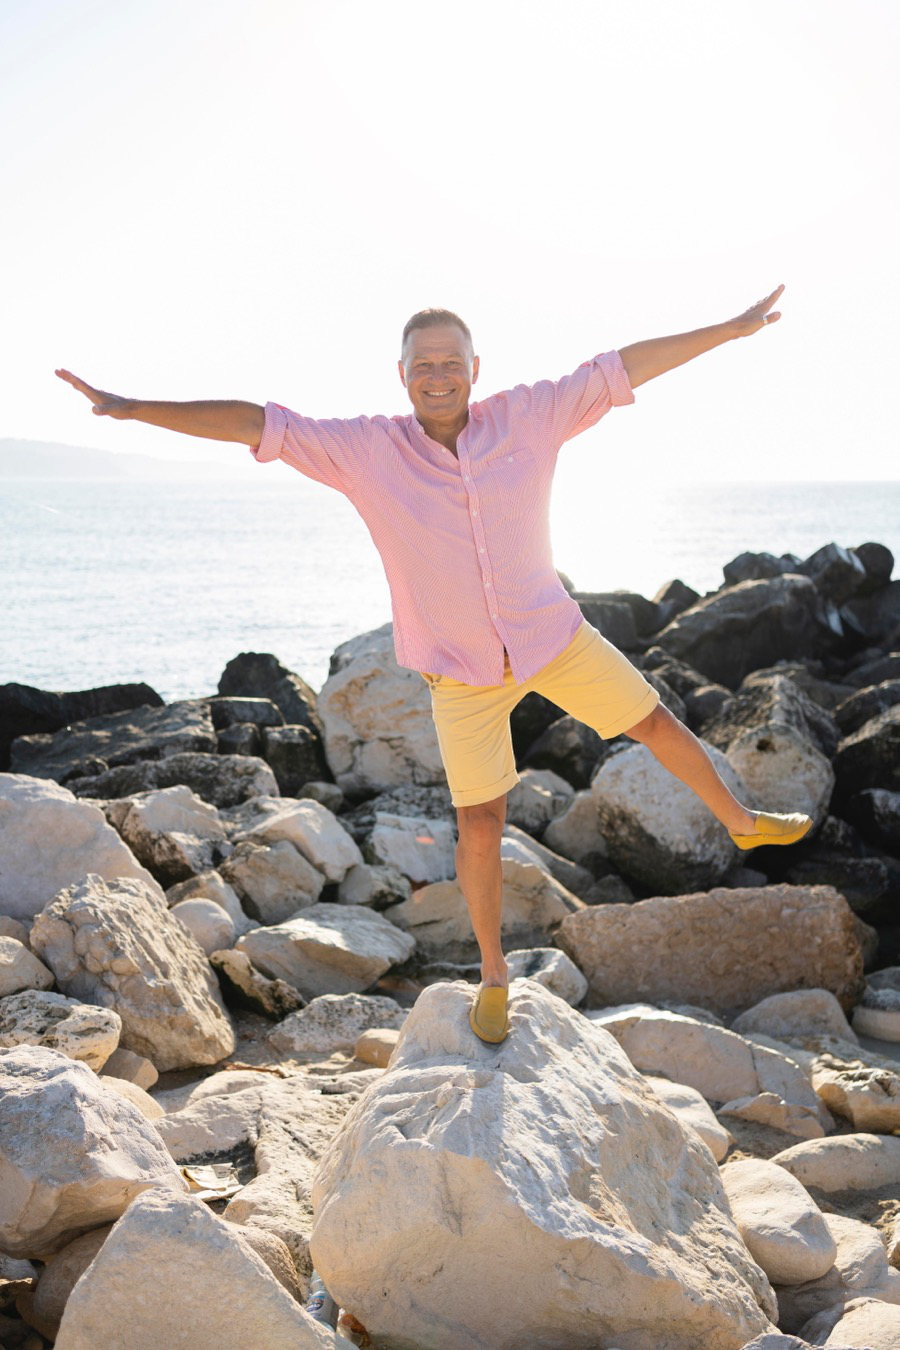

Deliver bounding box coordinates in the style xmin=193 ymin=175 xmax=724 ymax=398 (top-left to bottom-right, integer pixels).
xmin=455 ymin=795 xmax=508 ymax=988
xmin=624 ymin=703 xmax=757 ymax=834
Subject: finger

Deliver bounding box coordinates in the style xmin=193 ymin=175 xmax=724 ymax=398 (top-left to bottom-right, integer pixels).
xmin=764 ymin=311 xmax=782 ymax=323
xmin=55 ymin=369 xmax=99 ymax=400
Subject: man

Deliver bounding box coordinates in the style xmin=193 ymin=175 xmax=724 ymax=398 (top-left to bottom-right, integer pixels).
xmin=56 ymin=283 xmax=812 ymax=1045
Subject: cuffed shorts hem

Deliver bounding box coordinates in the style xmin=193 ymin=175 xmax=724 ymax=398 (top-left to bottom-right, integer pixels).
xmin=597 ymin=683 xmax=660 ymax=738
xmin=449 ymin=769 xmax=522 ymax=809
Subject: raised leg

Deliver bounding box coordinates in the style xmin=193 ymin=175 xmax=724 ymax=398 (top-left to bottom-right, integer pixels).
xmin=624 ymin=702 xmax=757 ymax=834
xmin=455 ymin=794 xmax=509 ymax=989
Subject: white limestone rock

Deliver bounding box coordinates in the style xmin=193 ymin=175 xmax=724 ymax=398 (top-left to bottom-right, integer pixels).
xmin=236 ymin=903 xmax=416 ymax=999
xmin=53 ymin=1188 xmax=336 ymax=1350
xmin=365 ymin=811 xmax=457 ymax=883
xmin=505 ymin=767 xmax=574 ymax=833
xmin=154 ymin=1084 xmax=272 ymax=1161
xmin=644 ymin=1076 xmax=732 ymax=1162
xmin=725 ymin=722 xmax=835 ymax=820
xmin=0 ymin=773 xmax=161 ymax=920
xmin=317 ymin=624 xmax=445 ymax=794
xmin=106 ymin=784 xmax=229 ymax=885
xmin=31 ymin=873 xmax=234 ymax=1072
xmin=771 ymin=1134 xmax=900 ymax=1192
xmin=506 ymin=946 xmax=589 ymax=1006
xmin=0 ymin=934 xmax=54 ymax=996
xmin=30 ymin=1224 xmax=113 ymax=1341
xmin=719 ymin=1092 xmax=825 ymax=1140
xmin=354 ymin=1027 xmax=400 ymax=1067
xmin=733 ymin=989 xmax=858 ymax=1045
xmin=0 ymin=1044 xmax=186 ymax=1258
xmin=310 ymin=979 xmax=776 ymax=1350
xmin=209 ymin=947 xmax=306 ymax=1019
xmin=100 ymin=1046 xmax=158 ymax=1090
xmin=542 ymin=788 xmax=606 ymax=863
xmin=385 ymin=857 xmax=583 ymax=964
xmin=0 ymin=990 xmax=121 ymax=1072
xmin=229 ymin=794 xmax=363 ymax=881
xmin=798 ymin=1295 xmax=900 ymax=1348
xmin=102 ymin=1076 xmax=164 ymax=1121
xmin=218 ymin=837 xmax=326 ymax=923
xmin=165 ymin=868 xmax=257 ymax=937
xmin=269 ymin=992 xmax=408 ymax=1055
xmin=853 ymin=971 xmax=900 ymax=1042
xmin=170 ymin=897 xmax=235 ymax=955
xmin=336 ymin=861 xmax=412 ymax=909
xmin=590 ymin=741 xmax=748 ymax=893
xmin=719 ymin=1158 xmax=836 ymax=1285
xmin=776 ymin=1212 xmax=898 ymax=1333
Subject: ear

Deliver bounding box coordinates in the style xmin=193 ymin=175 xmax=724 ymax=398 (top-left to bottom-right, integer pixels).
xmin=397 ymin=358 xmax=407 ymax=388
xmin=471 ymin=354 xmax=480 ymax=384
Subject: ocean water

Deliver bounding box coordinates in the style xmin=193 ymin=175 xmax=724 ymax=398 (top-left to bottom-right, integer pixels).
xmin=3 ymin=476 xmax=898 ymax=702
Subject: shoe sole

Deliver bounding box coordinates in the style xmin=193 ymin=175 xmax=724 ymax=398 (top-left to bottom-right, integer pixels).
xmin=729 ymin=818 xmax=814 ymax=850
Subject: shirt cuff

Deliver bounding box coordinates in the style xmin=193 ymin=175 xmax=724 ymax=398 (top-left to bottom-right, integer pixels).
xmin=247 ymin=401 xmax=288 ymax=463
xmin=601 ymin=350 xmax=636 ymax=407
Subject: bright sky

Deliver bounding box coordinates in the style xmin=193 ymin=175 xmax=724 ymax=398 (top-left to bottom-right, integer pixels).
xmin=2 ymin=0 xmax=898 ymax=484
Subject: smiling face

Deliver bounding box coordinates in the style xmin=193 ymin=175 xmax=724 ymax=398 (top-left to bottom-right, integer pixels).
xmin=398 ymin=323 xmax=480 ymax=433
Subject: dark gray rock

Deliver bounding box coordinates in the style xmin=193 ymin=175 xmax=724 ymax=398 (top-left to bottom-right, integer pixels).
xmin=796 ymin=542 xmax=867 ymax=605
xmin=575 ymin=590 xmax=659 ymax=637
xmin=217 ymin=652 xmax=322 ymax=738
xmin=64 ymin=751 xmax=279 ymax=808
xmin=854 ymin=540 xmax=894 ymax=593
xmin=216 ymin=722 xmax=262 ymax=756
xmin=650 ymin=578 xmax=700 ymax=631
xmin=641 ymin=648 xmax=716 ymax=698
xmin=260 ymin=724 xmax=330 ymax=795
xmin=510 ymin=691 xmax=567 ymax=760
xmin=655 ymin=575 xmax=845 ymax=690
xmin=522 ymin=715 xmax=604 ymax=789
xmin=784 ymin=853 xmax=891 ymax=914
xmin=0 ymin=680 xmax=163 ymax=774
xmin=840 ymin=580 xmax=900 ymax=647
xmin=9 ymin=700 xmax=217 ymax=785
xmin=701 ymin=673 xmax=841 ymax=759
xmin=722 ymin=551 xmax=801 ymax=586
xmin=844 ymin=789 xmax=900 ymax=851
xmin=207 ymin=697 xmax=285 ymax=730
xmin=571 ymin=597 xmax=639 ymax=650
xmin=844 ymin=650 xmax=900 ymax=689
xmin=833 ymin=707 xmax=900 ymax=799
xmin=682 ymin=684 xmax=734 ymax=731
xmin=834 ymin=680 xmax=900 ymax=736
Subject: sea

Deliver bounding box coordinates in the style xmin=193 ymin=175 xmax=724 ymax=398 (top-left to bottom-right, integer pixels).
xmin=3 ymin=476 xmax=898 ymax=703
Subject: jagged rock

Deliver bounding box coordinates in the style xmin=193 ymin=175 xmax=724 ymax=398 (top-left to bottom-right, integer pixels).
xmin=209 ymin=948 xmax=306 ymax=1019
xmin=236 ymin=903 xmax=416 ymax=999
xmin=847 ymin=651 xmax=900 ymax=690
xmin=29 ymin=1224 xmax=113 ymax=1340
xmin=590 ymin=742 xmax=747 ymax=893
xmin=844 ymin=787 xmax=900 ymax=851
xmin=0 ymin=936 xmax=53 ymax=996
xmin=310 ymin=980 xmax=776 ymax=1350
xmin=217 ymin=652 xmax=322 ymax=736
xmin=269 ymin=992 xmax=408 ymax=1055
xmin=170 ymin=897 xmax=235 ymax=955
xmin=772 ymin=1134 xmax=900 ymax=1192
xmin=505 ymin=947 xmax=588 ymax=1005
xmin=0 ymin=990 xmax=121 ymax=1071
xmin=556 ymin=885 xmax=863 ymax=1015
xmin=101 ymin=784 xmax=230 ymax=887
xmin=53 ymin=1188 xmax=335 ymax=1349
xmin=776 ymin=1212 xmax=900 ymax=1333
xmin=386 ymin=858 xmax=583 ymax=964
xmin=833 ymin=707 xmax=900 ymax=799
xmin=338 ymin=783 xmax=455 ymax=844
xmin=840 ymin=579 xmax=900 ymax=647
xmin=297 ymin=780 xmax=344 ymax=811
xmin=503 ymin=823 xmax=598 ymax=900
xmin=644 ymin=1076 xmax=732 ymax=1161
xmin=259 ymin=723 xmax=328 ymax=795
xmin=31 ymin=874 xmax=234 ymax=1072
xmin=506 ymin=767 xmax=574 ymax=834
xmin=8 ymin=699 xmax=216 ymax=783
xmin=835 ymin=681 xmax=900 ymax=737
xmin=165 ymin=869 xmax=256 ymax=938
xmin=336 ymin=861 xmax=412 ymax=909
xmin=218 ymin=838 xmax=325 ymax=924
xmin=809 ymin=1045 xmax=900 ymax=1132
xmin=541 ymin=788 xmax=606 ymax=863
xmin=0 ymin=679 xmax=162 ymax=774
xmin=364 ymin=811 xmax=457 ymax=883
xmin=354 ymin=1028 xmax=400 ymax=1067
xmin=63 ymin=751 xmax=279 ymax=808
xmin=223 ymin=794 xmax=362 ymax=880
xmin=796 ymin=543 xmax=868 ymax=605
xmin=208 ymin=695 xmax=285 ymax=730
xmin=654 ymin=574 xmax=843 ymax=690
xmin=719 ymin=1092 xmax=825 ymax=1140
xmin=102 ymin=1077 xmax=164 ymax=1122
xmin=719 ymin=1158 xmax=836 ymax=1285
xmin=705 ymin=673 xmax=841 ymax=759
xmin=732 ymin=991 xmax=858 ymax=1045
xmin=651 ymin=577 xmax=700 ymax=628
xmin=317 ymin=624 xmax=444 ymax=794
xmin=683 ymin=682 xmax=734 ymax=729
xmin=0 ymin=1045 xmax=185 ymax=1258
xmin=521 ymin=714 xmax=604 ymax=789
xmin=100 ymin=1046 xmax=158 ymax=1090
xmin=0 ymin=773 xmax=161 ymax=920
xmin=784 ymin=852 xmax=891 ymax=915
xmin=798 ymin=1295 xmax=900 ymax=1349
xmin=723 ymin=552 xmax=799 ymax=586
xmin=216 ymin=721 xmax=261 ymax=755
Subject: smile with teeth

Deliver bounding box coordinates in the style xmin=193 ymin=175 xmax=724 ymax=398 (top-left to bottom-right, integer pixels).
xmin=426 ymin=391 xmax=453 ymax=397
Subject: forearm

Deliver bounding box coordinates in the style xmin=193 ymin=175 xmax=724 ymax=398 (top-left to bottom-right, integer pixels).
xmin=618 ymin=319 xmax=740 ymax=389
xmin=124 ymin=399 xmax=265 ymax=445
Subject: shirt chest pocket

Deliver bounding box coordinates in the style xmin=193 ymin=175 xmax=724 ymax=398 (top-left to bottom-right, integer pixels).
xmin=484 ymin=446 xmax=537 ymax=490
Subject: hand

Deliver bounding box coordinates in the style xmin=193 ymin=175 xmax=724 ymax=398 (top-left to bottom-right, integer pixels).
xmin=54 ymin=368 xmax=137 ymax=419
xmin=732 ymin=284 xmax=784 ymax=338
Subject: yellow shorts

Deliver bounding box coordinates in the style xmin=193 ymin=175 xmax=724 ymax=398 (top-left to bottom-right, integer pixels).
xmin=418 ymin=619 xmax=660 ymax=808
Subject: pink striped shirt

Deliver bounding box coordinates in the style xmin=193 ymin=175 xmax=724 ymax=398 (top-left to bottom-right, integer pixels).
xmin=249 ymin=349 xmax=635 ymax=686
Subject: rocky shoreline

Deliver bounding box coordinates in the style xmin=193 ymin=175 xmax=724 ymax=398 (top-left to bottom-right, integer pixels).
xmin=1 ymin=539 xmax=899 ymax=1349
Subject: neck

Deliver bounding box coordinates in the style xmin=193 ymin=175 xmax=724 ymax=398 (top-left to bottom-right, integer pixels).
xmin=418 ymin=407 xmax=469 ymax=455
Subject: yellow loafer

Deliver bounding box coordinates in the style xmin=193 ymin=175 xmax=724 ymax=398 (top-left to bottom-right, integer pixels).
xmin=469 ymin=984 xmax=510 ymax=1044
xmin=728 ymin=811 xmax=813 ymax=850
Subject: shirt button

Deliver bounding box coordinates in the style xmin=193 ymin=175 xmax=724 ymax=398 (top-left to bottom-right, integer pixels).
xmin=485 ymin=579 xmax=491 ymax=587
xmin=471 ymin=508 xmax=478 ymax=516
xmin=464 ymin=474 xmax=470 ymax=481
xmin=479 ymin=547 xmax=485 ymax=553
xmin=491 ymin=612 xmax=498 ymax=619
xmin=507 ymin=455 xmax=513 ymax=461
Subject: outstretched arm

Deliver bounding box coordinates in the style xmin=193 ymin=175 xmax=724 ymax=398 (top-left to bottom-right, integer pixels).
xmin=618 ymin=284 xmax=784 ymax=389
xmin=54 ymin=369 xmax=265 ymax=445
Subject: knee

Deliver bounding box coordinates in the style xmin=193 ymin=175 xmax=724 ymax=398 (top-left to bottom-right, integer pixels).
xmin=623 ymin=701 xmax=678 ymax=745
xmin=456 ymin=796 xmax=506 ymax=850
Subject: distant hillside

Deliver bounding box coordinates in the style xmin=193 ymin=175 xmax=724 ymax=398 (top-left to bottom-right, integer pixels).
xmin=0 ymin=438 xmax=250 ymax=480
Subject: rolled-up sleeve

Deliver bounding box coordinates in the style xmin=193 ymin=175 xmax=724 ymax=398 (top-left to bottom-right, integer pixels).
xmin=248 ymin=401 xmax=369 ymax=495
xmin=511 ymin=349 xmax=635 ymax=451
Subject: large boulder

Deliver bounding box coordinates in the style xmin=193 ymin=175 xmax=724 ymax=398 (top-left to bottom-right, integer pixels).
xmin=53 ymin=1188 xmax=335 ymax=1350
xmin=100 ymin=784 xmax=230 ymax=886
xmin=386 ymin=858 xmax=583 ymax=964
xmin=269 ymin=992 xmax=408 ymax=1055
xmin=235 ymin=903 xmax=416 ymax=999
xmin=0 ymin=679 xmax=162 ymax=774
xmin=0 ymin=990 xmax=121 ymax=1071
xmin=317 ymin=623 xmax=444 ymax=794
xmin=364 ymin=811 xmax=457 ymax=883
xmin=217 ymin=651 xmax=322 ymax=737
xmin=0 ymin=1045 xmax=185 ymax=1258
xmin=556 ymin=885 xmax=863 ymax=1016
xmin=776 ymin=1212 xmax=900 ymax=1333
xmin=310 ymin=980 xmax=776 ymax=1350
xmin=833 ymin=707 xmax=900 ymax=799
xmin=771 ymin=1134 xmax=900 ymax=1193
xmin=62 ymin=751 xmax=279 ymax=808
xmin=719 ymin=1159 xmax=836 ymax=1286
xmin=218 ymin=837 xmax=326 ymax=923
xmin=0 ymin=773 xmax=161 ymax=920
xmin=9 ymin=698 xmax=216 ymax=783
xmin=590 ymin=742 xmax=748 ymax=893
xmin=0 ymin=935 xmax=54 ymax=995
xmin=223 ymin=794 xmax=363 ymax=880
xmin=654 ymin=574 xmax=843 ymax=689
xmin=31 ymin=874 xmax=235 ymax=1072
